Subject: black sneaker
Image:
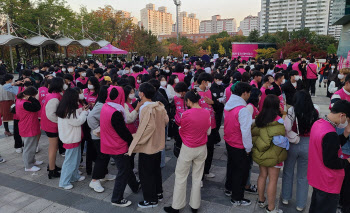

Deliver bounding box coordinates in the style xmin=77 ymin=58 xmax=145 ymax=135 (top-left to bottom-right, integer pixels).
xmin=164 ymin=206 xmax=179 ymax=213
xmin=138 ymin=201 xmax=158 ymax=208
xmin=244 ymin=185 xmax=258 ymax=194
xmin=191 ymin=207 xmax=198 ymax=213
xmin=224 ymin=190 xmax=232 ymax=197
xmin=112 ymin=199 xmax=132 ymax=207
xmin=157 ymin=193 xmax=163 ymax=201
xmin=319 ymin=84 xmax=321 ymax=88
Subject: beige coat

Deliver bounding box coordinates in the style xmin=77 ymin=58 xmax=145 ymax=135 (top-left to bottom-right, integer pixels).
xmin=128 ymin=102 xmax=169 ymax=155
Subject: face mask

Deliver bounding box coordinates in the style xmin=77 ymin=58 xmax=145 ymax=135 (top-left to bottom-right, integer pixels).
xmin=161 ymin=81 xmax=167 ymax=87
xmin=52 ymin=72 xmax=56 ymax=77
xmin=217 ymin=81 xmax=222 ymax=85
xmin=62 ymin=68 xmax=66 ymax=72
xmin=338 ymin=74 xmax=345 ymax=79
xmin=206 ymin=82 xmax=212 ymax=89
xmin=338 ymin=115 xmax=348 ymax=129
xmin=79 ymin=93 xmax=85 ymax=100
xmin=294 ymin=76 xmax=300 ymax=81
xmin=24 ymin=81 xmax=32 ymax=87
xmin=184 ymin=69 xmax=189 ymax=73
xmin=128 ymin=94 xmax=135 ymax=100
xmin=34 ymin=70 xmax=39 ymax=73
xmin=282 ymin=79 xmax=286 ymax=84
xmin=81 ymin=73 xmax=86 ymax=77
xmin=88 ymin=84 xmax=94 ymax=90
xmin=165 ymin=69 xmax=170 ymax=73
xmin=175 ymin=93 xmax=181 ymax=98
xmin=0 ymin=61 xmax=2 ymax=64
xmin=85 ymin=60 xmax=88 ymax=63
xmin=268 ymin=85 xmax=273 ymax=89
xmin=137 ymin=80 xmax=141 ymax=84
xmin=331 ymin=66 xmax=335 ymax=69
xmin=175 ymin=78 xmax=179 ymax=84
xmin=63 ymin=84 xmax=68 ymax=90
xmin=125 ymin=69 xmax=130 ymax=74
xmin=68 ymin=68 xmax=74 ymax=72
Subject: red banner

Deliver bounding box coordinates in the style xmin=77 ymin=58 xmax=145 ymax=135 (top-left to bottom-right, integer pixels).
xmin=231 ymin=43 xmax=258 ymax=60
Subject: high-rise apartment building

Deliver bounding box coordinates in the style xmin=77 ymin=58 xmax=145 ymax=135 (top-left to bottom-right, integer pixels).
xmin=176 ymin=12 xmax=199 ymax=34
xmin=140 ymin=4 xmax=173 ymax=35
xmin=118 ymin=10 xmax=138 ymax=25
xmin=328 ymin=0 xmax=345 ymax=39
xmin=239 ymin=15 xmax=259 ymax=36
xmin=259 ymin=0 xmax=330 ymax=35
xmin=199 ymin=15 xmax=237 ymax=34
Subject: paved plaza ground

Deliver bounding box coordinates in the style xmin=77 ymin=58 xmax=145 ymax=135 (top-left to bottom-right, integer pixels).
xmin=0 ymin=85 xmax=333 ymax=213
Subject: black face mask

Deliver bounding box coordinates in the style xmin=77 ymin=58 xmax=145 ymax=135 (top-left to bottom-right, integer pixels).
xmin=24 ymin=81 xmax=32 ymax=87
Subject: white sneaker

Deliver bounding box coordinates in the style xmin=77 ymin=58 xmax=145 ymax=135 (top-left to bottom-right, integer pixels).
xmin=266 ymin=207 xmax=283 ymax=213
xmin=25 ymin=166 xmax=40 ymax=172
xmin=63 ymin=184 xmax=73 ymax=190
xmin=0 ymin=158 xmax=5 ymax=164
xmin=78 ymin=176 xmax=85 ymax=182
xmin=101 ymin=174 xmax=116 ymax=181
xmin=296 ymin=207 xmax=304 ymax=212
xmin=34 ymin=161 xmax=43 ymax=166
xmin=15 ymin=148 xmax=22 ymax=153
xmin=89 ymin=180 xmax=105 ymax=193
xmin=36 ymin=147 xmax=40 ymax=153
xmin=282 ymin=199 xmax=288 ymax=205
xmin=167 ymin=137 xmax=171 ymax=141
xmin=205 ymin=173 xmax=215 ymax=178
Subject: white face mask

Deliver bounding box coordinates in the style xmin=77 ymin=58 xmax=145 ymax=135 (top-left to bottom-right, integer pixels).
xmin=206 ymin=82 xmax=212 ymax=90
xmin=160 ymin=81 xmax=167 ymax=87
xmin=68 ymin=68 xmax=74 ymax=72
xmin=79 ymin=93 xmax=85 ymax=100
xmin=81 ymin=73 xmax=86 ymax=77
xmin=63 ymin=84 xmax=68 ymax=90
xmin=137 ymin=80 xmax=141 ymax=84
xmin=331 ymin=66 xmax=335 ymax=69
xmin=34 ymin=70 xmax=39 ymax=73
xmin=165 ymin=69 xmax=170 ymax=73
xmin=217 ymin=81 xmax=222 ymax=85
xmin=62 ymin=68 xmax=66 ymax=72
xmin=175 ymin=78 xmax=179 ymax=84
xmin=85 ymin=60 xmax=88 ymax=63
xmin=338 ymin=115 xmax=348 ymax=129
xmin=52 ymin=72 xmax=56 ymax=77
xmin=88 ymin=84 xmax=94 ymax=90
xmin=0 ymin=61 xmax=2 ymax=64
xmin=282 ymin=79 xmax=286 ymax=84
xmin=184 ymin=69 xmax=189 ymax=73
xmin=338 ymin=74 xmax=345 ymax=80
xmin=124 ymin=69 xmax=130 ymax=74
xmin=129 ymin=94 xmax=135 ymax=100
xmin=294 ymin=76 xmax=300 ymax=81
xmin=175 ymin=93 xmax=181 ymax=98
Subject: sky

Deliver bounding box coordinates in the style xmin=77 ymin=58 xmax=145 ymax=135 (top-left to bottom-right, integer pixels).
xmin=67 ymin=0 xmax=261 ymax=27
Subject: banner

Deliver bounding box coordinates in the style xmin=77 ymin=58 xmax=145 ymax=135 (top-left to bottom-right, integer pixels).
xmin=347 ymin=51 xmax=350 ymax=68
xmin=231 ymin=43 xmax=258 ymax=60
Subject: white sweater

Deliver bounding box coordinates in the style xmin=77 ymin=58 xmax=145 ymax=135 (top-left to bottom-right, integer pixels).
xmin=58 ymin=108 xmax=88 ymax=144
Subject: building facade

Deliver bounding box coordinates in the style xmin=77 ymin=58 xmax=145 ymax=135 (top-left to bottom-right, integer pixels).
xmin=199 ymin=15 xmax=237 ymax=34
xmin=176 ymin=12 xmax=200 ymax=34
xmin=118 ymin=10 xmax=138 ymax=25
xmin=158 ymin=31 xmax=243 ymax=42
xmin=239 ymin=15 xmax=259 ymax=36
xmin=140 ymin=4 xmax=173 ymax=35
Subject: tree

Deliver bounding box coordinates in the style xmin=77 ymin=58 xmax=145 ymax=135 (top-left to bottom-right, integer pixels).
xmin=327 ymin=44 xmax=337 ymax=54
xmin=275 ymin=39 xmax=327 ymax=59
xmin=218 ymin=43 xmax=225 ymax=56
xmin=255 ymin=48 xmax=277 ymax=60
xmin=246 ymin=29 xmax=260 ymax=42
xmin=168 ymin=43 xmax=183 ymax=57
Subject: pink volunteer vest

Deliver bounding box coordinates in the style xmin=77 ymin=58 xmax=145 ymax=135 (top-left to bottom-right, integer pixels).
xmin=76 ymin=77 xmax=88 ymax=85
xmin=38 ymin=87 xmax=48 ymax=118
xmin=16 ymin=99 xmax=40 ymax=137
xmin=307 ymin=119 xmax=345 ymax=194
xmin=100 ymin=104 xmax=128 ymax=155
xmin=248 ymin=103 xmax=259 ymax=119
xmin=198 ymin=90 xmax=216 ymax=129
xmin=224 ymin=106 xmax=245 ymax=149
xmin=83 ymin=88 xmax=98 ymax=105
xmin=41 ymin=92 xmax=62 ymax=133
xmin=225 ymin=83 xmax=233 ymax=102
xmin=259 ymin=87 xmax=267 ymax=111
xmin=13 ymin=87 xmax=25 ymax=120
xmin=329 ymin=88 xmax=350 ymax=109
xmin=174 ymin=96 xmax=187 ymax=126
xmin=250 ymin=80 xmax=258 ymax=88
xmin=237 ymin=68 xmax=245 ymax=75
xmin=172 ymin=73 xmax=185 ymax=82
xmin=125 ymin=101 xmax=139 ymax=134
xmin=292 ymin=62 xmax=302 ymax=76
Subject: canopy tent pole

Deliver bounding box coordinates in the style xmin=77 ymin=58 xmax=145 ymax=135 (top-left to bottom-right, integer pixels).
xmin=7 ymin=15 xmax=14 ymax=72
xmin=38 ymin=19 xmax=43 ymax=62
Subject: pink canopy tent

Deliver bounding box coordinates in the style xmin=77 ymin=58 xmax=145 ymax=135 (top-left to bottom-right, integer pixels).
xmin=91 ymin=44 xmax=128 ymax=55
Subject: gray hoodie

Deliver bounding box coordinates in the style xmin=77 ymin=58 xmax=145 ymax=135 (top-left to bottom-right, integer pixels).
xmin=87 ymin=102 xmax=103 ymax=140
xmin=224 ymin=94 xmax=253 ymax=152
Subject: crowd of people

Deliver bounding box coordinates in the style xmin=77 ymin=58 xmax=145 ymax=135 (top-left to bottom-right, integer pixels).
xmin=0 ymin=54 xmax=349 ymax=213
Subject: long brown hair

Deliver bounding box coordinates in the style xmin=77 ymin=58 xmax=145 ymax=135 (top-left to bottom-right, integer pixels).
xmin=255 ymin=94 xmax=281 ymax=128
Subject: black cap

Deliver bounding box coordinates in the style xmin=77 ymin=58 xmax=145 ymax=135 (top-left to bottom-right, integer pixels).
xmin=331 ymin=100 xmax=350 ymax=118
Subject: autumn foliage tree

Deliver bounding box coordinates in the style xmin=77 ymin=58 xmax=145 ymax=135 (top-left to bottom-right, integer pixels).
xmin=168 ymin=43 xmax=183 ymax=58
xmin=275 ymin=39 xmax=327 ymax=59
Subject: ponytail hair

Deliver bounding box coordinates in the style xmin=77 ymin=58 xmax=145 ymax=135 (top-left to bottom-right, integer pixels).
xmin=17 ymin=86 xmax=38 ymax=99
xmin=184 ymin=89 xmax=201 ymax=104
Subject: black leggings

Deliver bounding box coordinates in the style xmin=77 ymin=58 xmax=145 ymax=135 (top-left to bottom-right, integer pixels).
xmin=3 ymin=122 xmax=9 ymax=132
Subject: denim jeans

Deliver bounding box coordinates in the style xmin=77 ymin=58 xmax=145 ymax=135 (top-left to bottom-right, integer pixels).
xmin=281 ymin=137 xmax=309 ymax=208
xmin=336 ymin=127 xmax=350 ymax=155
xmin=59 ymin=144 xmax=82 ymax=188
xmin=319 ymin=75 xmax=327 ymax=84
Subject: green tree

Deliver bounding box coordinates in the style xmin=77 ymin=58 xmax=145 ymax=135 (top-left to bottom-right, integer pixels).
xmin=256 ymin=48 xmax=277 ymax=60
xmin=218 ymin=43 xmax=225 ymax=56
xmin=327 ymin=44 xmax=337 ymax=54
xmin=246 ymin=29 xmax=259 ymax=42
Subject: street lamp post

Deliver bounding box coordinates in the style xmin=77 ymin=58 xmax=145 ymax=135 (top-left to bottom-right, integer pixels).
xmin=173 ymin=0 xmax=181 ymax=44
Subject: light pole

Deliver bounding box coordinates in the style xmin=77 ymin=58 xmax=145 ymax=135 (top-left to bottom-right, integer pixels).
xmin=173 ymin=0 xmax=181 ymax=44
